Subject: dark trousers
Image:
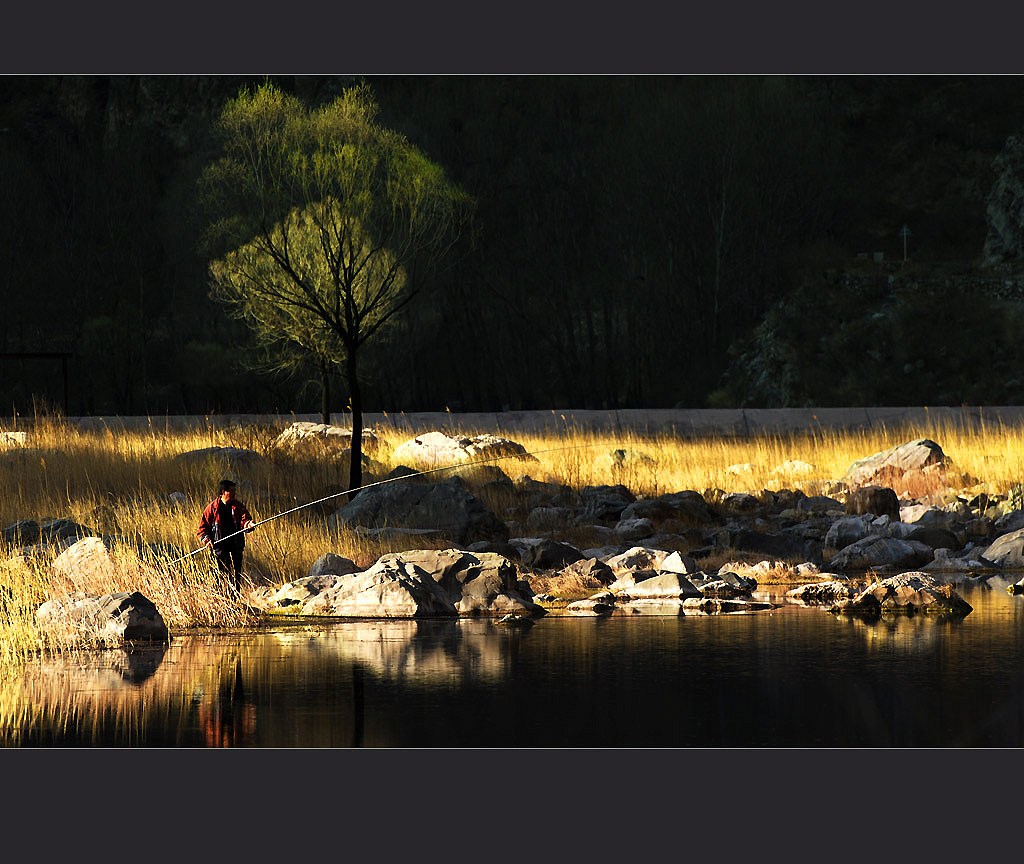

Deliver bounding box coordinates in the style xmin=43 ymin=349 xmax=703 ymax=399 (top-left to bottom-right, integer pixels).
xmin=213 ymin=546 xmax=244 ymax=590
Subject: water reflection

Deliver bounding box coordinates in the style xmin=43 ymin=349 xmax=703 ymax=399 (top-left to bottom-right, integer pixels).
xmin=196 ymin=656 xmax=256 ymax=747
xmin=2 ymin=585 xmax=1024 ymax=747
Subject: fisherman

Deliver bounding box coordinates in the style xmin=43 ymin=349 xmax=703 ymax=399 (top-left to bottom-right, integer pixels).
xmin=197 ymin=479 xmax=256 ymax=591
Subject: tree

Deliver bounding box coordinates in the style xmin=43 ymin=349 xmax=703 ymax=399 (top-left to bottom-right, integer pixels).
xmin=200 ymin=80 xmax=472 ymax=492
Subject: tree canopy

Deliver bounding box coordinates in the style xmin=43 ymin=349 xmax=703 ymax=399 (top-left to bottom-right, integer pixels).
xmin=201 ymin=79 xmax=473 ymax=490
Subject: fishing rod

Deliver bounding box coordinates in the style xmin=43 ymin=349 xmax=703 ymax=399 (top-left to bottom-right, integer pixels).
xmin=164 ymin=440 xmax=601 ymax=569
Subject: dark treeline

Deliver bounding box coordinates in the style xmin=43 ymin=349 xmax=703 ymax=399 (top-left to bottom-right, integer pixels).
xmin=3 ymin=75 xmax=1023 ymax=417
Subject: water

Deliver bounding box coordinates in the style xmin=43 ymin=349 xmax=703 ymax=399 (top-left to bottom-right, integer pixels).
xmin=4 ymin=580 xmax=1024 ymax=747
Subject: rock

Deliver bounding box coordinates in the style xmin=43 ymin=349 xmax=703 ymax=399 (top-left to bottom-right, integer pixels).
xmin=828 ymin=535 xmax=933 ymax=571
xmin=721 ymin=492 xmax=762 ymax=514
xmin=510 ymin=537 xmax=585 ymax=569
xmin=842 ymin=438 xmax=947 ymax=489
xmin=254 ymin=575 xmax=341 ymax=610
xmin=659 ymin=550 xmax=699 ymax=574
xmin=328 ymin=475 xmax=509 ymax=546
xmin=391 ymin=431 xmax=534 ymax=469
xmin=610 ymin=572 xmax=703 ymax=600
xmin=172 ymin=446 xmax=263 ymax=471
xmin=603 ymin=546 xmax=668 ymax=576
xmin=690 ymin=570 xmax=758 ymax=597
xmin=527 ymin=557 xmax=615 ymax=599
xmin=580 ymin=484 xmax=637 ymax=522
xmin=786 ymin=580 xmax=860 ymax=605
xmin=846 ymin=485 xmax=901 ymax=519
xmin=829 ymin=592 xmax=883 ymax=619
xmin=272 ymin=421 xmax=381 ymax=455
xmin=377 ymin=549 xmax=543 ymax=617
xmin=618 ymin=490 xmax=716 ymax=528
xmin=526 ymin=506 xmax=574 ymax=531
xmin=905 ymin=525 xmax=961 ymax=551
xmin=447 ymin=463 xmax=514 ymax=493
xmin=836 ymin=572 xmax=973 ymax=617
xmin=299 ymin=558 xmax=459 ymax=618
xmin=922 ymin=548 xmax=991 ymax=574
xmin=310 ymin=552 xmax=360 ymax=577
xmin=36 ymin=590 xmax=168 ymax=646
xmin=567 ymin=596 xmax=615 ymax=616
xmin=979 ymin=527 xmax=1024 ymax=567
xmin=823 ymin=515 xmax=873 ymax=556
xmin=614 ymin=516 xmax=655 ymax=541
xmin=726 ymin=528 xmax=805 ymax=557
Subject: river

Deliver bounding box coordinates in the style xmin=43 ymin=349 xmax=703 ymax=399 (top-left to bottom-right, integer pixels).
xmin=3 ymin=579 xmax=1023 ymax=747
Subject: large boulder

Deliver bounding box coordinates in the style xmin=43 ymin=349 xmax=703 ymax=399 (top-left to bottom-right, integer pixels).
xmin=510 ymin=537 xmax=586 ymax=570
xmin=528 ymin=557 xmax=616 ymax=600
xmin=842 ymin=438 xmax=947 ymax=489
xmin=823 ymin=515 xmax=873 ymax=557
xmin=272 ymin=421 xmax=381 ymax=456
xmin=172 ymin=446 xmax=263 ymax=472
xmin=580 ymin=484 xmax=637 ymax=522
xmin=309 ymin=552 xmax=360 ymax=577
xmin=377 ymin=549 xmax=543 ymax=617
xmin=979 ymin=527 xmax=1024 ymax=568
xmin=618 ymin=490 xmax=717 ymax=530
xmin=328 ymin=475 xmax=509 ymax=546
xmin=786 ymin=580 xmax=860 ymax=606
xmin=391 ymin=431 xmax=534 ymax=469
xmin=846 ymin=485 xmax=900 ymax=519
xmin=36 ymin=590 xmax=169 ymax=646
xmin=4 ymin=517 xmax=96 ymax=550
xmin=832 ymin=572 xmax=973 ymax=617
xmin=828 ymin=535 xmax=933 ymax=571
xmin=260 ymin=549 xmax=543 ymax=618
xmin=611 ymin=571 xmax=703 ymax=599
xmin=50 ymin=535 xmax=164 ymax=594
xmin=299 ymin=558 xmax=459 ymax=618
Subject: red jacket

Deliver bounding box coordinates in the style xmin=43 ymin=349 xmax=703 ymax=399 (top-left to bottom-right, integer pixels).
xmin=197 ymin=497 xmax=254 ymax=548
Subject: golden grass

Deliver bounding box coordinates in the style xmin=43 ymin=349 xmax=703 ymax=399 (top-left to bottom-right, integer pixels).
xmin=0 ymin=410 xmax=1021 ymax=661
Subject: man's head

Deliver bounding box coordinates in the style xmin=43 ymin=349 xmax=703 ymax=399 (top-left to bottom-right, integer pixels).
xmin=219 ymin=479 xmax=237 ymax=500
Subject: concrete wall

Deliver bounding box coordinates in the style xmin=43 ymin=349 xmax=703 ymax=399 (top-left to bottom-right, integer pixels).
xmin=65 ymin=405 xmax=1024 ymax=438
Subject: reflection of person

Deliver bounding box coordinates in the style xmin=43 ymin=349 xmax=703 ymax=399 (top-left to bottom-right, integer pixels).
xmin=197 ymin=479 xmax=256 ymax=591
xmin=198 ymin=656 xmax=256 ymax=747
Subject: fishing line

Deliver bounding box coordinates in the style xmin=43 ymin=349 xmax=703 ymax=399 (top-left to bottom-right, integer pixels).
xmin=164 ymin=440 xmax=602 ymax=569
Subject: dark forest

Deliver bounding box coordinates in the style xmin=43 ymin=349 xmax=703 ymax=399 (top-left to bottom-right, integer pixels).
xmin=4 ymin=75 xmax=1024 ymax=417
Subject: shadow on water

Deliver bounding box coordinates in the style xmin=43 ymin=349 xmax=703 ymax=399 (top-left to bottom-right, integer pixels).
xmin=3 ymin=580 xmax=1024 ymax=747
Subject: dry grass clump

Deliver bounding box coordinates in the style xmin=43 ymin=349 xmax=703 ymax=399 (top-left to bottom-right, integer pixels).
xmin=0 ymin=410 xmax=1022 ymax=660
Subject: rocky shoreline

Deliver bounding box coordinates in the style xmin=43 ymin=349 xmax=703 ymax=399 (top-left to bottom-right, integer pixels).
xmin=16 ymin=424 xmax=1024 ymax=646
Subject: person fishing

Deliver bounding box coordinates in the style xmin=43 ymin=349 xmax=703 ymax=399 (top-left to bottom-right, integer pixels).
xmin=197 ymin=479 xmax=256 ymax=591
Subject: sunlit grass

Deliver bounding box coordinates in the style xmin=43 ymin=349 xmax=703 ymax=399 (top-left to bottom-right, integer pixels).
xmin=0 ymin=410 xmax=1021 ymax=662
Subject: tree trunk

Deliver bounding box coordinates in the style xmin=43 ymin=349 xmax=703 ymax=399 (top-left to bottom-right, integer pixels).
xmin=346 ymin=349 xmax=363 ymax=498
xmin=320 ymin=362 xmax=330 ymax=424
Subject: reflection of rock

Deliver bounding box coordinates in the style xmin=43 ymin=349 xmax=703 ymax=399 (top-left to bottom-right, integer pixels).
xmin=270 ymin=619 xmax=522 ymax=683
xmin=112 ymin=644 xmax=169 ymax=683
